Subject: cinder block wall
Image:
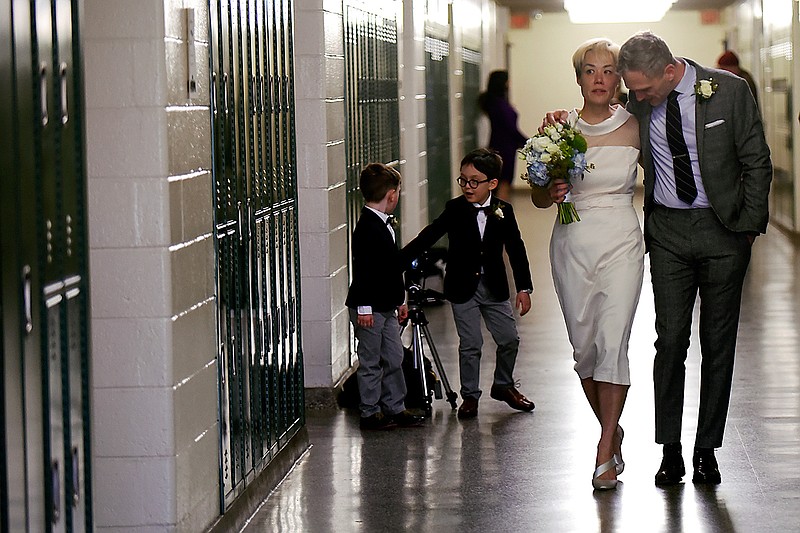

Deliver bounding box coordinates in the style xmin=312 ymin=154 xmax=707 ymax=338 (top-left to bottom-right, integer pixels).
xmin=84 ymin=0 xmax=218 ymax=530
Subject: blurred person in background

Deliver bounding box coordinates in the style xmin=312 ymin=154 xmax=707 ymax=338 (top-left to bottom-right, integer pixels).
xmin=716 ymin=50 xmax=759 ymax=113
xmin=478 ymin=70 xmax=528 ymax=200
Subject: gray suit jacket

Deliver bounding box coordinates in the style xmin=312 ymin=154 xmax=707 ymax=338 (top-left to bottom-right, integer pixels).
xmin=627 ymin=58 xmax=772 ymax=235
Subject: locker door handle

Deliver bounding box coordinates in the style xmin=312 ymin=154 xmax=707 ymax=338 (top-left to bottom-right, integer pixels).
xmin=223 ymin=73 xmax=229 ymax=115
xmin=51 ymin=460 xmax=61 ymax=523
xmin=59 ymin=62 xmax=69 ymax=125
xmin=259 ymin=74 xmax=265 ymax=114
xmin=238 ymin=201 xmax=244 ymax=243
xmin=211 ymin=72 xmax=217 ymax=117
xmin=71 ymin=447 xmax=80 ymax=506
xmin=23 ymin=265 xmax=32 ymax=334
xmin=39 ymin=63 xmax=48 ymax=126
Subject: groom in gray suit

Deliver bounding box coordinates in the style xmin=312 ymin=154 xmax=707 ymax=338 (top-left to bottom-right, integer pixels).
xmin=618 ymin=31 xmax=772 ymax=486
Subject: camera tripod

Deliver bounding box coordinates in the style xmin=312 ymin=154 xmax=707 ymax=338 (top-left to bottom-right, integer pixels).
xmin=402 ymin=299 xmax=458 ymax=415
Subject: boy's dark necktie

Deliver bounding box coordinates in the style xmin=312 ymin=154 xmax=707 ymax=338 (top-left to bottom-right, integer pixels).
xmin=666 ymin=90 xmax=698 ymax=204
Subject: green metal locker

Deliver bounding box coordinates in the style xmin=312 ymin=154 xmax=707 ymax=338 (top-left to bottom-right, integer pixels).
xmin=1 ymin=0 xmax=92 ymax=530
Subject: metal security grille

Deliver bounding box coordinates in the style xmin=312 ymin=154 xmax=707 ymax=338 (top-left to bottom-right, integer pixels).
xmin=462 ymin=47 xmax=482 ymax=153
xmin=1 ymin=0 xmax=92 ymax=529
xmin=425 ymin=31 xmax=452 ymax=221
xmin=209 ymin=0 xmax=304 ymax=511
xmin=343 ymin=2 xmax=401 ymax=238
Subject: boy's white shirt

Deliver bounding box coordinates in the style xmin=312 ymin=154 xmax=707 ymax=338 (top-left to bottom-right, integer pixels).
xmin=472 ymin=193 xmax=492 ymax=240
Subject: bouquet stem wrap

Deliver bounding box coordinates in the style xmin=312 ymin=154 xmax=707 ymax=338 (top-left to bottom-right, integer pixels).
xmin=557 ymin=191 xmax=580 ymax=224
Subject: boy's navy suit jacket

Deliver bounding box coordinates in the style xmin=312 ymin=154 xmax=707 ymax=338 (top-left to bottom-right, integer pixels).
xmin=345 ymin=207 xmax=405 ymax=313
xmin=402 ymin=195 xmax=533 ymax=304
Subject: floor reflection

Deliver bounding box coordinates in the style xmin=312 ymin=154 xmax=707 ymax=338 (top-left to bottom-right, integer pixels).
xmin=245 ymin=190 xmax=800 ymax=532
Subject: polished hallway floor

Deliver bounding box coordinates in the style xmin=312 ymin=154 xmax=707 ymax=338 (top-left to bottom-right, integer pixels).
xmin=243 ymin=189 xmax=800 ymax=532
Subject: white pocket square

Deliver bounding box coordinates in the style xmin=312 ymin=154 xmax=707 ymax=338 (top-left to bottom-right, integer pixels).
xmin=705 ymin=119 xmax=725 ymax=129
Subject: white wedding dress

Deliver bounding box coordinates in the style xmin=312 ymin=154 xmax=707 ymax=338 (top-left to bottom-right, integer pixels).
xmin=550 ymin=106 xmax=644 ymax=385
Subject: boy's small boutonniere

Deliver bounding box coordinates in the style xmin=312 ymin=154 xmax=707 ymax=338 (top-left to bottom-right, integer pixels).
xmin=386 ymin=214 xmax=399 ymax=228
xmin=492 ymin=205 xmax=504 ymax=220
xmin=695 ymin=78 xmax=718 ymax=101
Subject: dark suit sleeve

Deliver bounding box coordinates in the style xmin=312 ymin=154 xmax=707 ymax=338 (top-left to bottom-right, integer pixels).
xmin=400 ymin=205 xmax=450 ymax=267
xmin=731 ymin=77 xmax=772 ymax=233
xmin=346 ymin=221 xmax=377 ymax=308
xmin=500 ymin=202 xmax=533 ymax=292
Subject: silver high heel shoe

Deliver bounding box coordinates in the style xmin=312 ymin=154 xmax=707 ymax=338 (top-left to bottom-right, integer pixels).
xmin=592 ymin=456 xmax=619 ymax=490
xmin=615 ymin=426 xmax=625 ymax=475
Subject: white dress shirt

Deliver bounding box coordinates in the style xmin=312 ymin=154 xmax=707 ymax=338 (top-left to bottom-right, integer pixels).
xmin=473 ymin=195 xmax=492 ymax=240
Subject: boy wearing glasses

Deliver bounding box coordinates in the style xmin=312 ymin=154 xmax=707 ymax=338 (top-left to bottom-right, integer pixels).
xmin=402 ymin=148 xmax=535 ymax=419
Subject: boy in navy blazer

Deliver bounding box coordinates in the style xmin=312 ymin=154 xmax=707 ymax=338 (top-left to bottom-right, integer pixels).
xmin=402 ymin=149 xmax=535 ymax=419
xmin=345 ymin=163 xmax=424 ymax=430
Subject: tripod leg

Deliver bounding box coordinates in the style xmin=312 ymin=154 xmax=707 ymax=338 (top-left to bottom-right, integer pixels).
xmin=420 ymin=323 xmax=459 ymax=410
xmin=411 ymin=324 xmax=433 ymax=416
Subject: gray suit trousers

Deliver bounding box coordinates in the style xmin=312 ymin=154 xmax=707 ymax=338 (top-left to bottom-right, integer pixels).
xmin=451 ymin=276 xmax=520 ymax=400
xmin=647 ymin=206 xmax=752 ymax=448
xmin=350 ymin=309 xmax=407 ymax=417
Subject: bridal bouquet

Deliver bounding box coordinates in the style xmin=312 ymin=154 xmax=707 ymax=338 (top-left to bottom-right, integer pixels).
xmin=520 ymin=120 xmax=592 ymax=224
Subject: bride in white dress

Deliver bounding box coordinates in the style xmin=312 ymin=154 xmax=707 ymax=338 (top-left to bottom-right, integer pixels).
xmin=531 ymin=38 xmax=644 ymax=490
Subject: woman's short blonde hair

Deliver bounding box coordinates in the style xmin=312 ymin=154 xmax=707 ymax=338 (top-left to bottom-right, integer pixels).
xmin=572 ymin=38 xmax=620 ymax=77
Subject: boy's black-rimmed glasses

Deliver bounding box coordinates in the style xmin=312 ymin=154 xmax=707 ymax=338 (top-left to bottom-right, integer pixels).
xmin=456 ymin=176 xmax=490 ymax=189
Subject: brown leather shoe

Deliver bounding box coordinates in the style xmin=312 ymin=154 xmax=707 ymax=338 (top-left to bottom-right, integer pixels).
xmin=490 ymin=385 xmax=535 ymax=412
xmin=457 ymin=397 xmax=479 ymax=419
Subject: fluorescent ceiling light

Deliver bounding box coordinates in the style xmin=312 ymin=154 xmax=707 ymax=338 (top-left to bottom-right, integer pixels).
xmin=564 ymin=0 xmax=678 ymax=24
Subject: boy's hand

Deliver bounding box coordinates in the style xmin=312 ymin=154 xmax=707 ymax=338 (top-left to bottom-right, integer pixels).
xmin=357 ymin=313 xmax=374 ymax=328
xmin=516 ymin=291 xmax=532 ymax=316
xmin=397 ymin=305 xmax=408 ymax=323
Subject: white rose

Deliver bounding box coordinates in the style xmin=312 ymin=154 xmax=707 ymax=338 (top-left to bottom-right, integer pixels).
xmin=533 ymin=136 xmax=551 ymax=151
xmin=549 ymin=127 xmax=563 ymax=141
xmin=545 ymin=142 xmax=560 ymax=154
xmin=699 ymin=80 xmax=713 ymax=97
xmin=540 ymin=153 xmax=551 ymax=163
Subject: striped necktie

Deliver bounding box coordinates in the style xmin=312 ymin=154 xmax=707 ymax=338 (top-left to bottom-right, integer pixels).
xmin=665 ymin=90 xmax=698 ymax=204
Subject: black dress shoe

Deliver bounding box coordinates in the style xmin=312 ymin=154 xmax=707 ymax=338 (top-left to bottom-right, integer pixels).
xmin=457 ymin=397 xmax=479 ymax=419
xmin=489 ymin=385 xmax=535 ymax=412
xmin=359 ymin=412 xmax=397 ymax=431
xmin=692 ymin=447 xmax=722 ymax=484
xmin=391 ymin=409 xmax=425 ymax=427
xmin=655 ymin=443 xmax=685 ymax=486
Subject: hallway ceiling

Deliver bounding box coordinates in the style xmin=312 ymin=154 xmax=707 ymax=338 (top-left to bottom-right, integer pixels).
xmin=496 ymin=0 xmax=738 ymax=13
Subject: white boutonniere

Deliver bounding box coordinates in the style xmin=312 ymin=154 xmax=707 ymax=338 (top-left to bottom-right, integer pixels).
xmin=695 ymin=78 xmax=718 ymax=101
xmin=492 ymin=205 xmax=504 ymax=220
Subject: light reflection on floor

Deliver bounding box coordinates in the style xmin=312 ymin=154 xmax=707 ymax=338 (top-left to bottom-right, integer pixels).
xmin=246 ymin=189 xmax=800 ymax=532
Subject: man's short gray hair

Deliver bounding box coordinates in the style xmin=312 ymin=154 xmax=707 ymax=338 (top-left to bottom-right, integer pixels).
xmin=617 ymin=31 xmax=676 ymax=78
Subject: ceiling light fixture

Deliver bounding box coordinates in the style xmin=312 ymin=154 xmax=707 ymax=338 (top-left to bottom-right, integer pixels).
xmin=564 ymin=0 xmax=678 ymax=24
